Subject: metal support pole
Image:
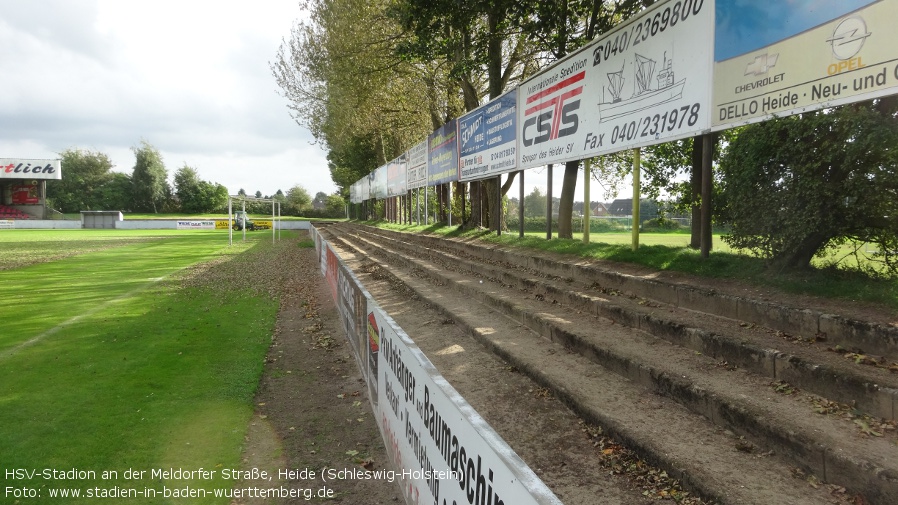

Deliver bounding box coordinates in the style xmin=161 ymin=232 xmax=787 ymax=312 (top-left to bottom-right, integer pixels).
xmin=584 ymin=159 xmax=591 ymax=244
xmin=519 ymin=170 xmax=524 ymax=238
xmin=546 ymin=164 xmax=553 ymax=240
xmin=632 ymin=149 xmax=641 ymax=251
xmin=496 ymin=175 xmax=502 ymax=236
xmin=449 ymin=183 xmax=453 ymax=227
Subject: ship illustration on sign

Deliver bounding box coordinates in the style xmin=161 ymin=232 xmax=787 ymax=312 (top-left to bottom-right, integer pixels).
xmin=599 ymin=52 xmax=686 ymax=122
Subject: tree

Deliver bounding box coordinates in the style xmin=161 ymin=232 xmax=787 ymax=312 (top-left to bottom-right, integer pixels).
xmin=326 ymin=194 xmax=346 ymax=215
xmin=48 ymin=148 xmax=116 ymax=212
xmin=96 ymin=172 xmax=134 ymax=212
xmin=173 ymin=165 xmax=201 ymax=211
xmin=130 ymin=141 xmax=169 ymax=213
xmin=285 ymin=184 xmax=312 ymax=215
xmin=174 ymin=165 xmax=227 ymax=213
xmin=272 ymin=0 xmax=437 ymax=194
xmin=718 ymin=99 xmax=898 ymax=273
xmin=523 ymin=187 xmax=547 ymax=218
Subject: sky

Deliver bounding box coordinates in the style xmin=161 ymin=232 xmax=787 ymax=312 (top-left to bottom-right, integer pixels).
xmin=0 ymin=0 xmax=337 ymax=198
xmin=714 ymin=0 xmax=875 ymax=61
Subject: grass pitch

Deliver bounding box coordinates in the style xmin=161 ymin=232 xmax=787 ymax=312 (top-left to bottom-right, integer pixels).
xmin=0 ymin=229 xmax=286 ymax=503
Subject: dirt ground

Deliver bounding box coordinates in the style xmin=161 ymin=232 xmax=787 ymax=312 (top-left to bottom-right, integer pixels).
xmin=232 ymin=239 xmax=401 ymax=504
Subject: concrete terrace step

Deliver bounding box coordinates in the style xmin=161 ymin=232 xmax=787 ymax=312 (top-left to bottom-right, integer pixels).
xmin=338 ymin=224 xmax=898 ymax=422
xmin=323 ymin=223 xmax=898 ymax=505
xmin=323 ymin=228 xmax=845 ymax=505
xmin=357 ymin=225 xmax=898 ymax=361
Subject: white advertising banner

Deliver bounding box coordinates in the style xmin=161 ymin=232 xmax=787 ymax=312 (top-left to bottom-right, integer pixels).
xmin=517 ymin=0 xmax=713 ymax=169
xmin=407 ymin=141 xmax=427 ymax=190
xmin=0 ymin=158 xmax=62 ymax=180
xmin=176 ymin=220 xmax=216 ymax=230
xmin=458 ymin=90 xmax=518 ymax=182
xmin=386 ymin=154 xmax=408 ymax=198
xmin=712 ymin=0 xmax=897 ymax=130
xmin=369 ymin=303 xmax=561 ymax=505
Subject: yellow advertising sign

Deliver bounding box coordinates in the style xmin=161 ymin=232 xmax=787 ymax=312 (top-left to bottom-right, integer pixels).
xmin=713 ymin=0 xmax=897 ymax=130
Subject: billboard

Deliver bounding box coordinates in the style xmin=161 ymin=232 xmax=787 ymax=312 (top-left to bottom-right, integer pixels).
xmin=517 ymin=0 xmax=714 ymax=169
xmin=1 ymin=158 xmax=62 ymax=180
xmin=370 ymin=165 xmax=388 ymax=200
xmin=458 ymin=90 xmax=518 ymax=182
xmin=407 ymin=140 xmax=428 ymax=190
xmin=712 ymin=0 xmax=897 ymax=130
xmin=369 ymin=304 xmax=562 ymax=505
xmin=427 ymin=121 xmax=459 ymax=186
xmin=386 ymin=154 xmax=408 ymax=197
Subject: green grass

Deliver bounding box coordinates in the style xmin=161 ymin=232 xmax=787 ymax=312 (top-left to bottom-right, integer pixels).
xmin=371 ymin=221 xmax=898 ymax=311
xmin=0 ymin=231 xmax=280 ymax=503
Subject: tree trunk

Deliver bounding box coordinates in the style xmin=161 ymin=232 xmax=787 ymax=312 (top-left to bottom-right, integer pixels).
xmin=467 ymin=181 xmax=482 ymax=228
xmin=482 ymin=179 xmax=495 ymax=229
xmin=438 ymin=184 xmax=449 ymax=223
xmin=557 ymin=160 xmax=580 ymax=238
xmin=777 ymin=232 xmax=832 ymax=270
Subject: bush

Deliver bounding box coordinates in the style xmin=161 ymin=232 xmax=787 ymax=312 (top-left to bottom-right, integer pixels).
xmin=505 ymin=216 xmax=630 ymax=233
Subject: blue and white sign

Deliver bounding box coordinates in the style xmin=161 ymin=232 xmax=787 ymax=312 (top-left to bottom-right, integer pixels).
xmin=458 ymin=90 xmax=517 ymax=182
xmin=427 ymin=121 xmax=459 ymax=186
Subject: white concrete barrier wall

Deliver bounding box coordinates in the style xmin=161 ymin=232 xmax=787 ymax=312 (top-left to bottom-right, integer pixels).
xmin=6 ymin=220 xmax=82 ymax=229
xmin=310 ymin=224 xmax=562 ymax=505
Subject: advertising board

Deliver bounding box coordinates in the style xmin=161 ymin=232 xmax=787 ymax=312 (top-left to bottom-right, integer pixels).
xmin=517 ymin=0 xmax=713 ymax=169
xmin=428 ymin=121 xmax=459 ymax=186
xmin=386 ymin=154 xmax=408 ymax=197
xmin=458 ymin=90 xmax=518 ymax=182
xmin=407 ymin=140 xmax=428 ymax=190
xmin=712 ymin=0 xmax=898 ymax=130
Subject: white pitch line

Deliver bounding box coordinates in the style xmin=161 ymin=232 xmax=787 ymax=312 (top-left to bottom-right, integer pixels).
xmin=0 ymin=274 xmax=179 ymax=361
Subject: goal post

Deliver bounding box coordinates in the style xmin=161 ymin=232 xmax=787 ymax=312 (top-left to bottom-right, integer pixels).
xmin=227 ymin=195 xmax=281 ymax=246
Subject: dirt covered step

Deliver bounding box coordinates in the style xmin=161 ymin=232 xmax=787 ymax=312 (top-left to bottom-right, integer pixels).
xmin=326 ymin=226 xmax=898 ymax=505
xmin=323 ymin=228 xmax=859 ymax=505
xmin=341 ymin=224 xmax=898 ymax=363
xmin=336 ymin=224 xmax=898 ymax=422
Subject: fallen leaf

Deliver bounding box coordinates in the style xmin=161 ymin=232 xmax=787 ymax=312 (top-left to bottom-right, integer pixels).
xmin=854 ymin=419 xmax=883 ymax=437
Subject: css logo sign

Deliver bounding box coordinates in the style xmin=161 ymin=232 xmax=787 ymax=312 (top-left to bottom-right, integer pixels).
xmin=522 ymin=72 xmax=584 ymax=147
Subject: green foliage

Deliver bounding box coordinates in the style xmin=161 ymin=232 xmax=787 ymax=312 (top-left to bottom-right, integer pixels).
xmin=642 ymin=217 xmax=683 ymax=231
xmin=523 ymin=186 xmax=547 ymax=217
xmin=174 ymin=165 xmax=229 ymax=213
xmin=272 ymin=0 xmax=435 ymax=194
xmin=505 ymin=215 xmax=631 ymax=233
xmin=95 ymin=172 xmax=133 ymax=212
xmin=719 ymin=100 xmax=898 ymax=274
xmin=326 ymin=194 xmax=346 ymax=215
xmin=284 ymin=184 xmax=312 ymax=215
xmin=48 ymin=148 xmax=121 ymax=212
xmin=130 ymin=140 xmax=169 ymax=213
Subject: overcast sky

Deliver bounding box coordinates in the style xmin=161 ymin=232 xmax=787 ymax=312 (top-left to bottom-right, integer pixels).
xmin=0 ymin=0 xmax=337 ymax=197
